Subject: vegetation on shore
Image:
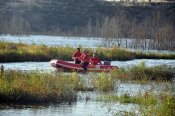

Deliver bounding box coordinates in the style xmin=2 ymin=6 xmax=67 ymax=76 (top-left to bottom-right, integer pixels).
xmin=0 ymin=41 xmax=175 ymax=62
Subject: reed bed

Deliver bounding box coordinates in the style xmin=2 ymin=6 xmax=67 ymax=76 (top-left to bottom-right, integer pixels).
xmin=1 ymin=41 xmax=175 ymax=62
xmin=0 ymin=70 xmax=85 ymax=104
xmin=111 ymin=62 xmax=175 ymax=82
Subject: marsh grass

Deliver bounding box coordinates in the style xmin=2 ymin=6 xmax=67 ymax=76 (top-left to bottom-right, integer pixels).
xmin=1 ymin=41 xmax=175 ymax=62
xmin=88 ymin=62 xmax=174 ymax=92
xmin=97 ymin=47 xmax=135 ymax=61
xmin=0 ymin=70 xmax=85 ymax=104
xmin=97 ymin=93 xmax=136 ymax=104
xmin=97 ymin=91 xmax=175 ymax=116
xmin=93 ymin=73 xmax=114 ymax=92
xmin=0 ymin=41 xmax=74 ymax=62
xmin=111 ymin=62 xmax=175 ymax=82
xmin=137 ymin=92 xmax=175 ymax=116
xmin=135 ymin=51 xmax=175 ymax=59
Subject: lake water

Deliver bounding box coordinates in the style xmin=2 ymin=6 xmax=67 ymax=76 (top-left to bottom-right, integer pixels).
xmin=0 ymin=35 xmax=174 ymax=115
xmin=0 ymin=101 xmax=138 ymax=116
xmin=0 ymin=59 xmax=174 ymax=71
xmin=0 ymin=35 xmax=103 ymax=48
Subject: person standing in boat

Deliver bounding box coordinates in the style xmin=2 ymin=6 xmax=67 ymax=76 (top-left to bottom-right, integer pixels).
xmin=89 ymin=53 xmax=102 ymax=65
xmin=79 ymin=50 xmax=90 ymax=72
xmin=72 ymin=48 xmax=82 ymax=64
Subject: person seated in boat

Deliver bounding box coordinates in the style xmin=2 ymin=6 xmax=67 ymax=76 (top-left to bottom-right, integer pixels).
xmin=89 ymin=53 xmax=102 ymax=65
xmin=72 ymin=48 xmax=82 ymax=64
xmin=79 ymin=50 xmax=90 ymax=72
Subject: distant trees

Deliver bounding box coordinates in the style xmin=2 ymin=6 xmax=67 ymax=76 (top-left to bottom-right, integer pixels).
xmin=81 ymin=11 xmax=174 ymax=51
xmin=79 ymin=11 xmax=165 ymax=50
xmin=6 ymin=13 xmax=31 ymax=35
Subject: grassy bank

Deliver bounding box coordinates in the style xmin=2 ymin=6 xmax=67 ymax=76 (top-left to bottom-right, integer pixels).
xmin=0 ymin=41 xmax=175 ymax=62
xmin=0 ymin=70 xmax=85 ymax=104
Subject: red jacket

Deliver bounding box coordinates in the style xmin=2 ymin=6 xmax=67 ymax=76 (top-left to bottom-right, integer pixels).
xmin=89 ymin=57 xmax=102 ymax=65
xmin=73 ymin=51 xmax=81 ymax=61
xmin=79 ymin=53 xmax=89 ymax=62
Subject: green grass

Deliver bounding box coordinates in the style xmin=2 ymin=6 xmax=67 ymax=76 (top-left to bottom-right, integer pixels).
xmin=0 ymin=41 xmax=175 ymax=62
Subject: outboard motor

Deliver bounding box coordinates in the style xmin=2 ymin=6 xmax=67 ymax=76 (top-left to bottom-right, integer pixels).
xmin=103 ymin=61 xmax=111 ymax=65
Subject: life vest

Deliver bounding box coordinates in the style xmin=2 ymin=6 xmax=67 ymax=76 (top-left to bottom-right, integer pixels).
xmin=89 ymin=57 xmax=101 ymax=65
xmin=80 ymin=53 xmax=89 ymax=62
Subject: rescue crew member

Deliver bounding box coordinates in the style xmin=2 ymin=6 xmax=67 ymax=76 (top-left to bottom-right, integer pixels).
xmin=72 ymin=48 xmax=82 ymax=64
xmin=89 ymin=53 xmax=102 ymax=65
xmin=79 ymin=50 xmax=89 ymax=72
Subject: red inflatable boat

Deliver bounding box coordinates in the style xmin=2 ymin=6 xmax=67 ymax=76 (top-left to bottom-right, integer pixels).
xmin=50 ymin=59 xmax=118 ymax=72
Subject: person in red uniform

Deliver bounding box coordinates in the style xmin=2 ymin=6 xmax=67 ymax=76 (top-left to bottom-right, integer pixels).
xmin=79 ymin=50 xmax=89 ymax=72
xmin=89 ymin=53 xmax=102 ymax=65
xmin=72 ymin=48 xmax=82 ymax=64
